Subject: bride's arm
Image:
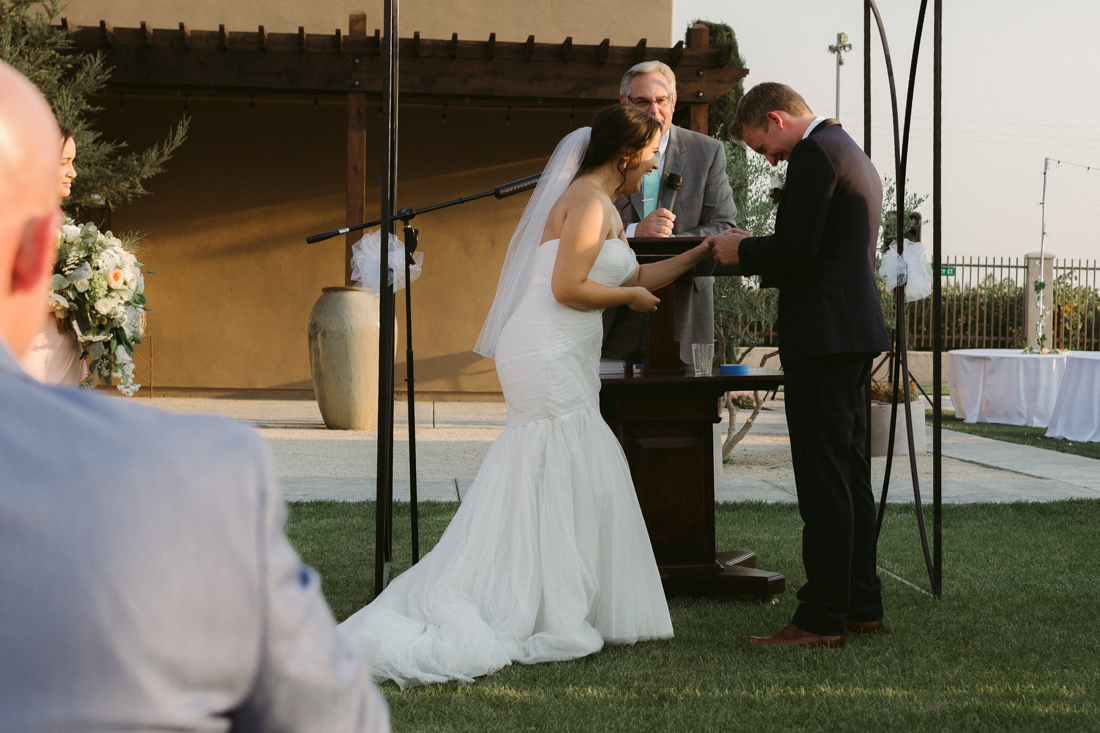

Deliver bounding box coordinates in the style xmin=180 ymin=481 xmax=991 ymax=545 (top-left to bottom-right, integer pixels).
xmin=622 ymin=240 xmax=716 ymax=291
xmin=552 ymin=199 xmax=658 ymax=312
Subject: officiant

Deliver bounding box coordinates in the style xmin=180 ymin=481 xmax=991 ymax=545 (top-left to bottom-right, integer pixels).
xmin=601 ymin=61 xmax=738 ymax=366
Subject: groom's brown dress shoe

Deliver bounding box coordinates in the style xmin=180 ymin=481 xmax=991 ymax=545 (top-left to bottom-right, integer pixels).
xmin=846 ymin=620 xmax=886 ymax=634
xmin=740 ymin=623 xmax=845 ymax=649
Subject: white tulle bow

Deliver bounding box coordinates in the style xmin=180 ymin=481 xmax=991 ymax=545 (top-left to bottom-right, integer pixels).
xmin=879 ymin=239 xmax=933 ymax=302
xmin=350 ymin=229 xmax=423 ymax=293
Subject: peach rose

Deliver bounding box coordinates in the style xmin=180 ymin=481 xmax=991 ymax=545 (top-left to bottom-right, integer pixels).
xmin=107 ymin=268 xmax=126 ymax=289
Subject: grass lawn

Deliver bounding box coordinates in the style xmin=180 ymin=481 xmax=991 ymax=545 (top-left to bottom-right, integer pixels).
xmin=929 ymin=409 xmax=1100 ymax=461
xmin=287 ymin=499 xmax=1100 ymax=732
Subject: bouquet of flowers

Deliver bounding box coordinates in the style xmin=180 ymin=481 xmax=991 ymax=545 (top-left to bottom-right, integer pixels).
xmin=48 ymin=218 xmax=147 ymax=395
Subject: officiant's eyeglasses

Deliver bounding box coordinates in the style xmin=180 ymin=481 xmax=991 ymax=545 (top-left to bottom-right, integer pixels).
xmin=628 ymin=95 xmax=672 ymax=109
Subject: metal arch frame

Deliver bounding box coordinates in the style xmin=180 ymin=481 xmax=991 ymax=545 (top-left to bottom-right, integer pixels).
xmin=375 ymin=0 xmax=399 ymax=595
xmin=864 ymin=0 xmax=944 ymax=598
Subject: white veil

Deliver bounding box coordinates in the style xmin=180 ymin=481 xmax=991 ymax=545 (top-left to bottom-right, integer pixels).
xmin=473 ymin=126 xmax=592 ymax=358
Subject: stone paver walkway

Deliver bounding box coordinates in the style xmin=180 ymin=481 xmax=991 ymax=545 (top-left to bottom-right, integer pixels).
xmin=151 ymin=397 xmax=1100 ymax=505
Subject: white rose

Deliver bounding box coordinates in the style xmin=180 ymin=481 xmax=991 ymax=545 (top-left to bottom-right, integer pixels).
xmin=75 ymin=279 xmax=89 ymax=292
xmin=107 ymin=268 xmax=127 ymax=289
xmin=61 ymin=224 xmax=82 ymax=241
xmin=95 ymin=298 xmax=114 ymax=314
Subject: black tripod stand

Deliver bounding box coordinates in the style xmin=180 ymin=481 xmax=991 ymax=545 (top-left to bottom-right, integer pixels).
xmin=306 ymin=172 xmax=541 ymax=574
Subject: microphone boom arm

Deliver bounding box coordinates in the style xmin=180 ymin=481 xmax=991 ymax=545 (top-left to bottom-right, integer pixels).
xmin=306 ymin=174 xmax=542 ymax=244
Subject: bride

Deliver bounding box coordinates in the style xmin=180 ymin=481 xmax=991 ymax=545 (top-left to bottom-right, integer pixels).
xmin=339 ymin=104 xmax=715 ymax=688
xmin=22 ymin=125 xmax=83 ymax=385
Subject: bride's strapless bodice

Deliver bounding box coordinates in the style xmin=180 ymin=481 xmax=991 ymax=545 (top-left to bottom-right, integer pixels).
xmin=493 ymin=239 xmax=637 ymax=426
xmin=529 ymin=237 xmax=637 ymax=287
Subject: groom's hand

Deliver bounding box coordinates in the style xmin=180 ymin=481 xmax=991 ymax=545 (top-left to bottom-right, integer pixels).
xmin=709 ymin=228 xmax=751 ymax=266
xmin=635 ymin=208 xmax=676 ymax=238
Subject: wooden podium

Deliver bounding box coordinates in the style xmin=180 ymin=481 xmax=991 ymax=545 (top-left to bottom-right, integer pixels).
xmin=599 ymin=237 xmax=785 ymax=597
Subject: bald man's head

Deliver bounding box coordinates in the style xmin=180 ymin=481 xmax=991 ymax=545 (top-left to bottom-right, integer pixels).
xmin=0 ymin=61 xmax=62 ymax=357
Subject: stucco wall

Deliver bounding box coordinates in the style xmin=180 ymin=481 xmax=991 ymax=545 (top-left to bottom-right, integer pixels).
xmin=92 ymin=94 xmax=594 ymax=396
xmin=60 ymin=0 xmax=679 ymax=396
xmin=59 ymin=1 xmax=674 ymax=47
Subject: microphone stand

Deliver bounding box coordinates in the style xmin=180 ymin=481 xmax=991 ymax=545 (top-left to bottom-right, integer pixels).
xmin=306 ymin=174 xmax=541 ymax=244
xmin=306 ymin=172 xmax=541 ymax=565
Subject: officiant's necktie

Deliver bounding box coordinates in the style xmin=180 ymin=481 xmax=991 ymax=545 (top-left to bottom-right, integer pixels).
xmin=642 ymin=168 xmax=659 ymax=217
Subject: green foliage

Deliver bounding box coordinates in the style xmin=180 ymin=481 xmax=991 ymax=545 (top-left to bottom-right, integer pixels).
xmin=879 ymin=178 xmax=928 ymax=250
xmin=726 ymin=140 xmax=784 ymax=237
xmin=0 ymin=0 xmax=187 ymax=215
xmin=687 ymin=19 xmax=746 ymax=140
xmin=1052 ymin=271 xmax=1100 ymax=350
xmin=713 ymin=142 xmax=781 ymax=363
xmin=903 ymin=278 xmax=1027 ymax=349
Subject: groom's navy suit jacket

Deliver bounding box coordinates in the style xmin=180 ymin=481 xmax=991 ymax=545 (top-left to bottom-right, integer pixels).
xmin=739 ymin=121 xmax=890 ymax=636
xmin=738 ymin=121 xmax=890 ymax=367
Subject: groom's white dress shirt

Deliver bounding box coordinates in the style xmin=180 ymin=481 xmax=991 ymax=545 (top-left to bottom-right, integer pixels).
xmin=0 ymin=341 xmax=389 ymax=732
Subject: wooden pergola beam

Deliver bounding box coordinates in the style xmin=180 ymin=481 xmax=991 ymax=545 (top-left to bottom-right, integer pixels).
xmin=61 ymin=22 xmax=746 ymax=103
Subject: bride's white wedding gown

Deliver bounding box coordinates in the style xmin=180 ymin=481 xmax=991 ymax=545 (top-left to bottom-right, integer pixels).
xmin=338 ymin=237 xmax=673 ymax=688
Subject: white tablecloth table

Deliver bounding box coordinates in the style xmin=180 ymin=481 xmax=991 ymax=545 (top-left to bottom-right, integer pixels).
xmin=1045 ymin=351 xmax=1100 ymax=442
xmin=946 ymin=348 xmax=1069 ymax=427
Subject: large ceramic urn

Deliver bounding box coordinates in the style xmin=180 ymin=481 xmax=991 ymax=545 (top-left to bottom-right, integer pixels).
xmin=307 ymin=286 xmax=381 ymax=430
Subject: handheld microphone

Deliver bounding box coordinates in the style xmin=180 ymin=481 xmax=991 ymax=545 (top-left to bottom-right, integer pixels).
xmin=661 ymin=173 xmax=682 ymax=212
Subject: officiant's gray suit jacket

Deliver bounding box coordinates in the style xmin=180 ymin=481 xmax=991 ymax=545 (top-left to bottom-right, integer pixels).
xmin=603 ymin=124 xmax=737 ymax=364
xmin=0 ymin=345 xmax=389 ymax=732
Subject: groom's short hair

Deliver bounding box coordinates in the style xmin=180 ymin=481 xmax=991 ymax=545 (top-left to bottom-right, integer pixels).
xmin=620 ymin=60 xmax=677 ymax=99
xmin=730 ymin=82 xmax=813 ymax=142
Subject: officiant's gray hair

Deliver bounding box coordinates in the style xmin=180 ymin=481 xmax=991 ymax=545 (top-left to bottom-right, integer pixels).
xmin=620 ymin=61 xmax=677 ymax=99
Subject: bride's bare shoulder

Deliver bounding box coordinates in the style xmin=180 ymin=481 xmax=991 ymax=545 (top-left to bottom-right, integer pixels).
xmin=543 ymin=181 xmax=614 ymax=242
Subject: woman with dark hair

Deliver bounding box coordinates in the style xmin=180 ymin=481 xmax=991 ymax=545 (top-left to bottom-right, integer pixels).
xmin=340 ymin=105 xmax=714 ymax=687
xmin=22 ymin=124 xmax=83 ymax=384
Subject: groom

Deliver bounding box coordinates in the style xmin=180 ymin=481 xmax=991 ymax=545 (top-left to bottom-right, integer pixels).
xmin=602 ymin=61 xmax=738 ymax=365
xmin=709 ymin=82 xmax=890 ymax=648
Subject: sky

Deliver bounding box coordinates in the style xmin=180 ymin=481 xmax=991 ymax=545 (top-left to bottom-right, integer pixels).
xmin=674 ymin=0 xmax=1100 ymax=262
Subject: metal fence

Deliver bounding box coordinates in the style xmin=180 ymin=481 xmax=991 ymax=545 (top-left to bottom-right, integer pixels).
xmin=725 ymin=256 xmax=1100 ymax=352
xmin=906 ymin=256 xmax=1028 ymax=350
xmin=904 ymin=256 xmax=1100 ymax=351
xmin=1051 ymin=259 xmax=1100 ymax=351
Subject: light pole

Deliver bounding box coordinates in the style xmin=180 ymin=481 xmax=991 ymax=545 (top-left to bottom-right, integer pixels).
xmin=829 ymin=32 xmax=853 ymax=120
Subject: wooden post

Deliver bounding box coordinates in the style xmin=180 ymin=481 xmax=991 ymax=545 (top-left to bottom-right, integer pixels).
xmin=346 ymin=12 xmax=368 ymax=286
xmin=687 ymin=24 xmax=709 ymax=134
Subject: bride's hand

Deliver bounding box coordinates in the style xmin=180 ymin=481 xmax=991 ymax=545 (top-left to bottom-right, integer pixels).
xmin=626 ymin=286 xmax=659 ymax=313
xmin=697 ymin=237 xmax=718 ymax=260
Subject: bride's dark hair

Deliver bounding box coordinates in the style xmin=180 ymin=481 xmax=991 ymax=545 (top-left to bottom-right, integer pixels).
xmin=576 ymin=104 xmax=661 ymax=193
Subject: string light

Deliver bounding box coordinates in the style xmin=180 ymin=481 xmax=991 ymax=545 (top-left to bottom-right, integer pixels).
xmin=1048 ymin=158 xmax=1096 ymax=173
